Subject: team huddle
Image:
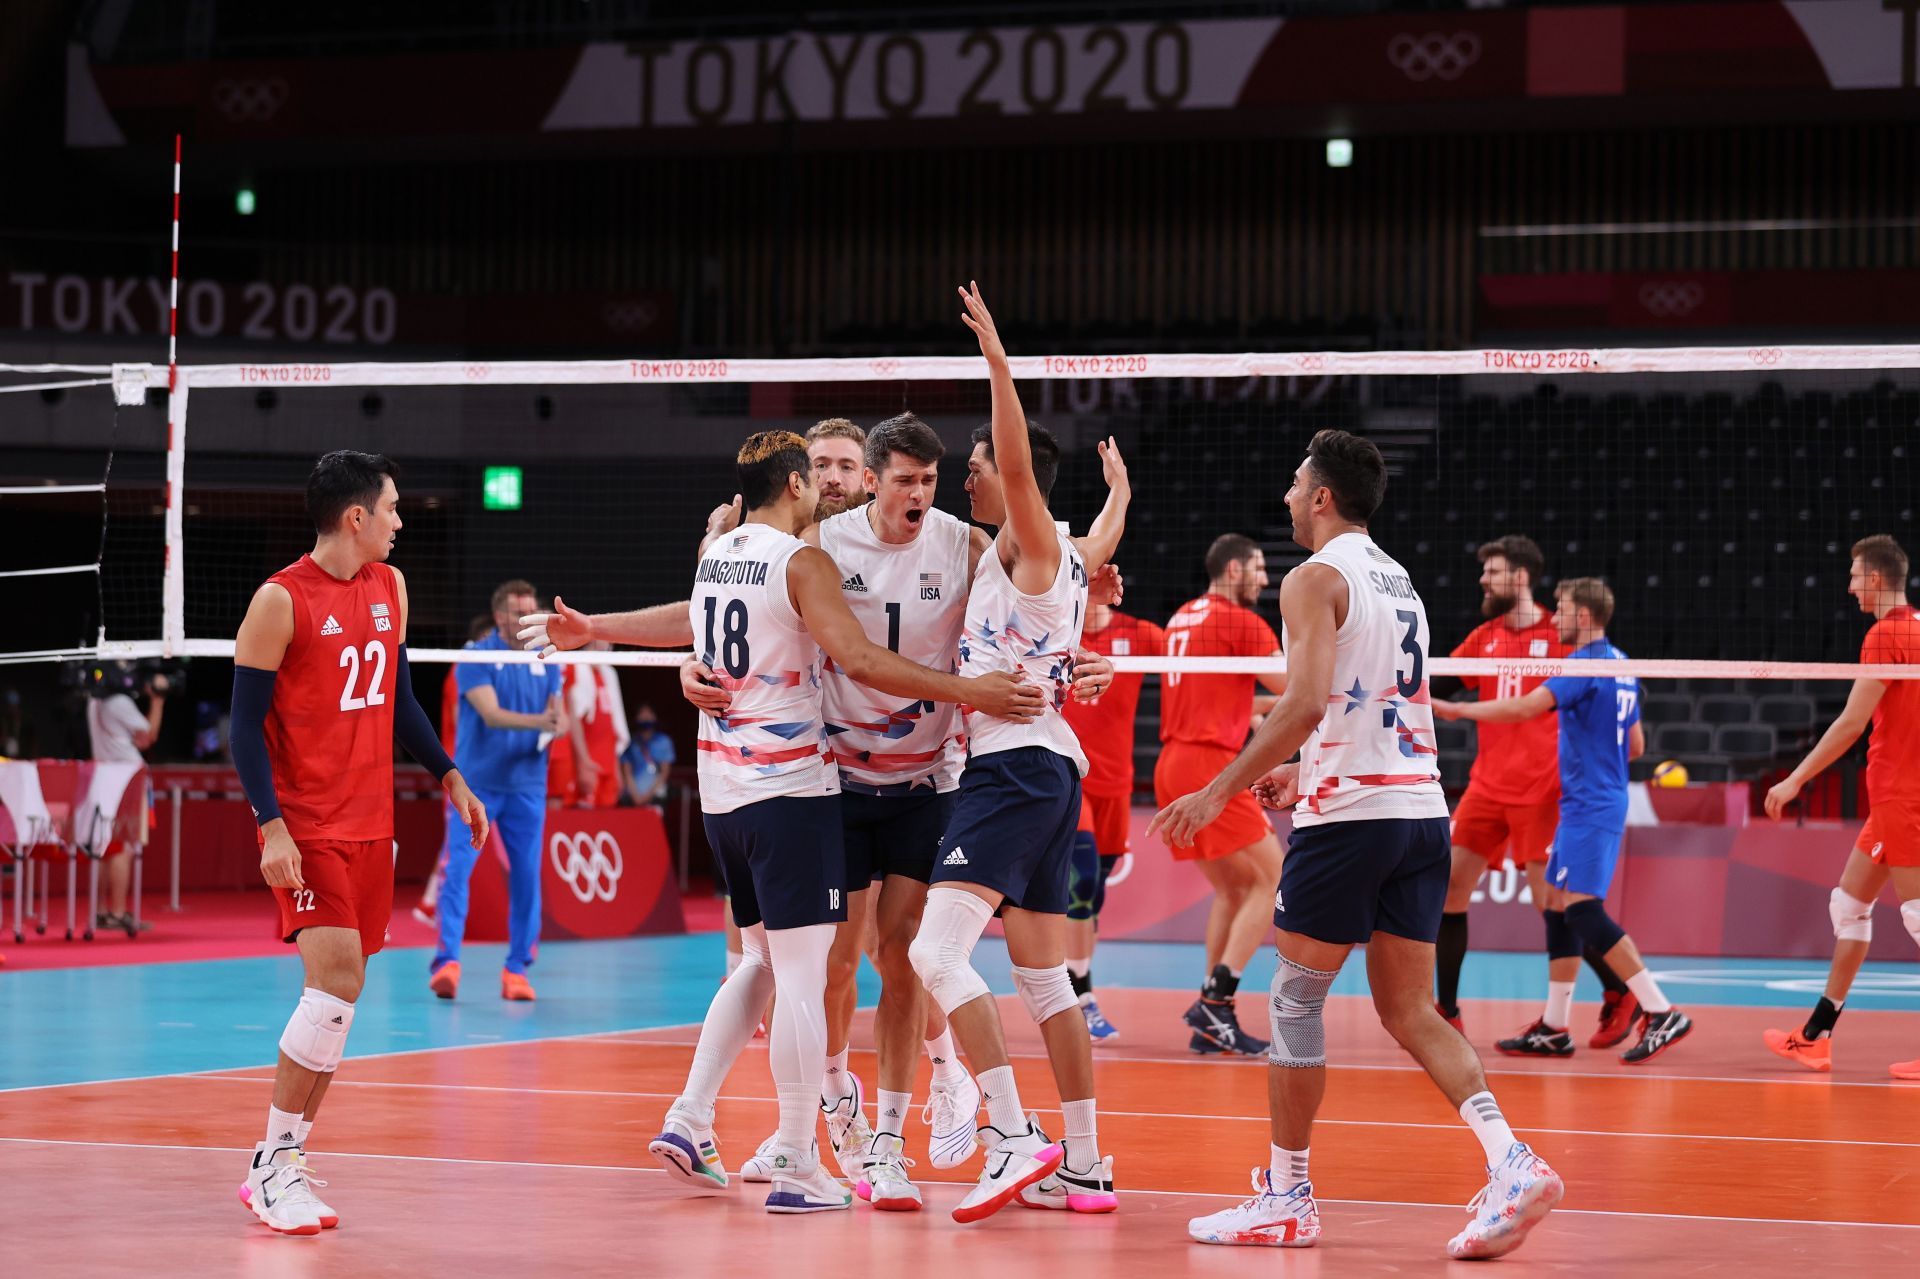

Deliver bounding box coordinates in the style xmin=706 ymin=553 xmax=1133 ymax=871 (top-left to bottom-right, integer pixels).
xmin=222 ymin=282 xmax=1918 ymax=1257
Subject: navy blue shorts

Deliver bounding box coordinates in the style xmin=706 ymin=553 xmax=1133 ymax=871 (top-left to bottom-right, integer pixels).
xmin=1546 ymin=821 xmax=1625 ymax=898
xmin=932 ymin=747 xmax=1080 ymax=914
xmin=705 ymin=794 xmax=848 ymax=931
xmin=840 ymin=787 xmax=956 ymax=888
xmin=1275 ymin=817 xmax=1451 ymax=945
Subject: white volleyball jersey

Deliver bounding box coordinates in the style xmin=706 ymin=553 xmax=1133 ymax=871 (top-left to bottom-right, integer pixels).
xmin=959 ymin=523 xmax=1089 ymax=774
xmin=1283 ymin=531 xmax=1447 ymax=826
xmin=691 ymin=521 xmax=838 ymax=814
xmin=818 ymin=506 xmax=973 ymax=793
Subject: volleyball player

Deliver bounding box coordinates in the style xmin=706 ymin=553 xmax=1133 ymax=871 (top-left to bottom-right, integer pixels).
xmin=1762 ymin=535 xmax=1920 ymax=1080
xmin=1156 ymin=534 xmax=1288 ymax=1055
xmin=906 ymin=282 xmax=1117 ymax=1224
xmin=1062 ymin=585 xmax=1163 ymax=1044
xmin=646 ymin=429 xmax=1042 ymax=1214
xmin=1435 ymin=578 xmax=1691 ymax=1065
xmin=1437 ymin=536 xmax=1634 ymax=1045
xmin=1162 ymin=430 xmax=1560 ymax=1260
xmin=229 ymin=451 xmax=489 ymax=1235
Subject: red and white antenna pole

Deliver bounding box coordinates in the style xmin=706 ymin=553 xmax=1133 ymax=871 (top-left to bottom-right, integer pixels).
xmin=168 ymin=133 xmax=181 ymax=389
xmin=161 ymin=133 xmax=186 ymax=655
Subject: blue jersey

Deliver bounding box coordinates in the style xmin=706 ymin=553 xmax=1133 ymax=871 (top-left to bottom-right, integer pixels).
xmin=455 ymin=630 xmax=564 ymax=793
xmin=1542 ymin=639 xmax=1639 ymax=825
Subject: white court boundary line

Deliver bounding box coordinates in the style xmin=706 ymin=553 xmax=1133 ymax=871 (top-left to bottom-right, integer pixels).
xmin=172 ymin=1074 xmax=1920 ymax=1151
xmin=4 ymin=1136 xmax=1918 ymax=1231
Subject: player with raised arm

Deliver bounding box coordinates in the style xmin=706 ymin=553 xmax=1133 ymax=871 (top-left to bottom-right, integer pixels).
xmin=1162 ymin=430 xmax=1560 ymax=1261
xmin=1435 ymin=578 xmax=1691 ymax=1065
xmin=644 ymin=429 xmax=1043 ymax=1215
xmin=1761 ymin=535 xmax=1920 ymax=1080
xmin=228 ymin=451 xmax=488 ymax=1236
xmin=906 ymin=282 xmax=1119 ymax=1225
xmin=1156 ymin=534 xmax=1288 ymax=1055
xmin=1435 ymin=536 xmax=1633 ymax=1045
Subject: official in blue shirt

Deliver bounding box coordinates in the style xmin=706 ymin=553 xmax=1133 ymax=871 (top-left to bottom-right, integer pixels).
xmin=431 ymin=580 xmax=564 ymax=1001
xmin=1434 ymin=577 xmax=1691 ymax=1064
xmin=621 ymin=703 xmax=677 ymax=807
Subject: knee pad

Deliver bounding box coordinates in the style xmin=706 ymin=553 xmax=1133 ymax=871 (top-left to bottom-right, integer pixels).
xmin=1902 ymin=898 xmax=1920 ymax=951
xmin=1830 ymin=888 xmax=1874 ymax=943
xmin=279 ymin=987 xmax=354 ymax=1074
xmin=1066 ymin=832 xmax=1100 ymax=922
xmin=1563 ymin=899 xmax=1627 ymax=955
xmin=1269 ymin=954 xmax=1338 ymax=1069
xmin=1541 ymin=909 xmax=1582 ymax=960
xmin=908 ymin=888 xmax=994 ymax=1016
xmin=1012 ymin=963 xmax=1077 ymax=1024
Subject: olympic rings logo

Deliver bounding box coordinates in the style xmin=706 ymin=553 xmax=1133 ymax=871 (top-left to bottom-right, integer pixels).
xmin=602 ymin=300 xmax=659 ymax=332
xmin=1638 ymin=282 xmax=1705 ymax=317
xmin=1386 ymin=32 xmax=1481 ymax=82
xmin=464 ymin=363 xmax=493 ymax=380
xmin=868 ymin=359 xmax=902 ymax=377
xmin=1749 ymin=348 xmax=1784 ymax=365
xmin=212 ymin=78 xmax=290 ymax=122
xmin=550 ymin=830 xmax=624 ymax=903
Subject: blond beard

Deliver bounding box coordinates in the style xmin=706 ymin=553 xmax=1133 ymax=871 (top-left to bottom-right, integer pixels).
xmin=812 ymin=490 xmax=870 ymax=523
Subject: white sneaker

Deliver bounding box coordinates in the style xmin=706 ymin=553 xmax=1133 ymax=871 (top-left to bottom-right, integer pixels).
xmin=739 ymin=1132 xmax=781 ymax=1183
xmin=241 ymin=1141 xmax=325 ymax=1236
xmin=1018 ymin=1152 xmax=1119 ymax=1214
xmin=922 ymin=1071 xmax=982 ymax=1169
xmin=952 ymin=1116 xmax=1063 ymax=1224
xmin=822 ymin=1073 xmax=875 ymax=1181
xmin=1446 ymin=1142 xmax=1564 ymax=1260
xmin=1188 ymin=1168 xmax=1320 ymax=1247
xmin=646 ymin=1100 xmax=728 ymax=1192
xmin=765 ymin=1143 xmax=854 ymax=1214
xmin=238 ymin=1150 xmax=339 ymax=1229
xmin=856 ymin=1132 xmax=922 ymax=1211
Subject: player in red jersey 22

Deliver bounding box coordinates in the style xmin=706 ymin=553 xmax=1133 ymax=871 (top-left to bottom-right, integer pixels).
xmin=229 ymin=451 xmax=488 ymax=1235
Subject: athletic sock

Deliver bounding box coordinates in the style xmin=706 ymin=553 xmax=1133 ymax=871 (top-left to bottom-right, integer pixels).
xmin=1460 ymin=1091 xmax=1518 ymax=1165
xmin=1625 ymin=968 xmax=1673 ymax=1015
xmin=1803 ymin=995 xmax=1843 ymax=1041
xmin=776 ymin=1082 xmax=817 ymax=1156
xmin=1584 ymin=944 xmax=1629 ymax=995
xmin=266 ymin=1105 xmax=302 ymax=1149
xmin=1061 ymin=1097 xmax=1099 ymax=1170
xmin=1542 ymin=980 xmax=1576 ymax=1031
xmin=294 ymin=1119 xmax=313 ymax=1146
xmin=1201 ymin=963 xmax=1241 ymax=1001
xmin=977 ymin=1065 xmax=1026 ymax=1136
xmin=876 ymin=1089 xmax=912 ymax=1140
xmin=926 ymin=1030 xmax=967 ymax=1085
xmin=822 ymin=1047 xmax=855 ymax=1103
xmin=1270 ymin=1143 xmax=1310 ymax=1191
xmin=1436 ymin=911 xmax=1469 ymax=1013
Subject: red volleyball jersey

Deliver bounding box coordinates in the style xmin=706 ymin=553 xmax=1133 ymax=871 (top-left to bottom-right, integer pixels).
xmin=264 ymin=554 xmax=400 ymax=843
xmin=1159 ymin=594 xmax=1280 ymax=751
xmin=1451 ymin=614 xmax=1565 ymax=805
xmin=1063 ymin=610 xmax=1166 ymax=798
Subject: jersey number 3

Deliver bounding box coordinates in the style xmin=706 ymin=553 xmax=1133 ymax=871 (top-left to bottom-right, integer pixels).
xmin=1393 ymin=610 xmax=1424 ymax=697
xmin=338 ymin=640 xmax=389 ymax=712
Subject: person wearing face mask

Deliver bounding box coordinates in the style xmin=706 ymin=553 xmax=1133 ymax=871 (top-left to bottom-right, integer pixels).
xmin=620 ymin=703 xmax=676 ymax=809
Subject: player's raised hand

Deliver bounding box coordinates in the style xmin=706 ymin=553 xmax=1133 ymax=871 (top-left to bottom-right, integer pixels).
xmin=258 ymin=823 xmax=304 ymax=891
xmin=706 ymin=495 xmax=743 ymax=542
xmin=1763 ymin=775 xmax=1803 ymax=822
xmin=1251 ymin=762 xmax=1301 ymax=811
xmin=1089 ymin=562 xmax=1124 ymax=607
xmin=1070 ymin=647 xmax=1115 ymax=703
xmin=958 ymin=280 xmax=1007 ymax=364
xmin=1148 ymin=788 xmax=1226 ymax=850
xmin=518 ymin=593 xmax=593 ymax=659
xmin=965 ymin=671 xmax=1044 ymax=722
xmin=1096 ymin=436 xmax=1129 ymax=494
xmin=447 ymin=772 xmax=490 ymax=850
xmin=680 ymin=655 xmax=731 ymax=716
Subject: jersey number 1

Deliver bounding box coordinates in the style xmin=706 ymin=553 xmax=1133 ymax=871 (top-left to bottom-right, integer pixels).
xmin=338 ymin=640 xmax=389 ymax=712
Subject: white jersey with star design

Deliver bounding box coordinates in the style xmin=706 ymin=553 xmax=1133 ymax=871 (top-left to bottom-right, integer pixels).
xmin=958 ymin=522 xmax=1088 ymax=775
xmin=1282 ymin=530 xmax=1447 ymax=826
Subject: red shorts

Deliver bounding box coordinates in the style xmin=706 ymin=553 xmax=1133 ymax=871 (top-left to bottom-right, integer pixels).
xmin=1859 ymin=803 xmax=1920 ymax=868
xmin=1450 ymin=788 xmax=1558 ymax=865
xmin=271 ymin=837 xmax=395 ymax=957
xmin=1154 ymin=742 xmax=1275 ymax=862
xmin=1078 ymin=791 xmax=1133 ymax=856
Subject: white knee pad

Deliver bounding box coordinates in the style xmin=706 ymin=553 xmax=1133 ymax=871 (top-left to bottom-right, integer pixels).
xmin=908 ymin=888 xmax=994 ymax=1016
xmin=1269 ymin=955 xmax=1337 ymax=1069
xmin=1011 ymin=963 xmax=1077 ymax=1024
xmin=279 ymin=987 xmax=354 ymax=1073
xmin=1903 ymin=898 xmax=1920 ymax=952
xmin=1830 ymin=888 xmax=1874 ymax=943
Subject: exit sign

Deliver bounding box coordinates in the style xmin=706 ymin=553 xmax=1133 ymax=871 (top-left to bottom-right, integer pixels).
xmin=482 ymin=466 xmax=523 ymax=511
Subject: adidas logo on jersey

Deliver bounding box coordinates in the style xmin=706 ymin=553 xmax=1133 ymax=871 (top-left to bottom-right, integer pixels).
xmin=320 ymin=614 xmax=343 ymax=636
xmin=942 ymin=846 xmax=968 ymax=866
xmin=842 ymin=574 xmax=868 ymax=593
